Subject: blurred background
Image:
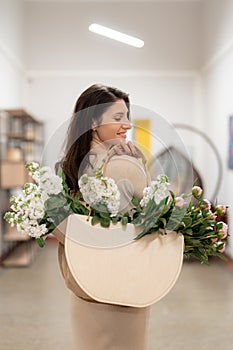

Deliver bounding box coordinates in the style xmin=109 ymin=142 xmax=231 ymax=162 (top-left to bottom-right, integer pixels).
xmin=0 ymin=1 xmax=233 ymax=349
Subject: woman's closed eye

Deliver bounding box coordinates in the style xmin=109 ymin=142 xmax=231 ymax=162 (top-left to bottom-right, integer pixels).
xmin=113 ymin=114 xmax=128 ymax=122
xmin=114 ymin=117 xmax=122 ymax=122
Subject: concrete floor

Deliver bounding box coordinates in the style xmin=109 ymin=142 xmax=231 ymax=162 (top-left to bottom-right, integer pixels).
xmin=0 ymin=240 xmax=233 ymax=350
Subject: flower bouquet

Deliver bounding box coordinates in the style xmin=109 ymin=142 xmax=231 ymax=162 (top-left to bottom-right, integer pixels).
xmin=4 ymin=162 xmax=228 ymax=265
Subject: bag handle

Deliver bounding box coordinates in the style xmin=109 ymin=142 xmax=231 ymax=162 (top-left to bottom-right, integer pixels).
xmin=99 ymin=144 xmax=150 ymax=186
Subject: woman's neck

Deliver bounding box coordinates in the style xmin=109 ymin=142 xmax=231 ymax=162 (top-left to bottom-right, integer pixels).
xmin=91 ymin=137 xmax=111 ymax=154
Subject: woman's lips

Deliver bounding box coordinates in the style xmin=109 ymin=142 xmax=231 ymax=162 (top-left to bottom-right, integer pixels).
xmin=117 ymin=132 xmax=126 ymax=138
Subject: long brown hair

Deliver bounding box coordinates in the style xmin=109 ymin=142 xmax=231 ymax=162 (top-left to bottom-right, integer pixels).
xmin=61 ymin=84 xmax=130 ymax=193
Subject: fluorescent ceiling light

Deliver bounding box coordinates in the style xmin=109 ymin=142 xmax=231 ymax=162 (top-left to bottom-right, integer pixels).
xmin=89 ymin=23 xmax=144 ymax=48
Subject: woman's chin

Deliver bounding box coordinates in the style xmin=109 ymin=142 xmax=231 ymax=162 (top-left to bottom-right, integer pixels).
xmin=108 ymin=138 xmax=126 ymax=146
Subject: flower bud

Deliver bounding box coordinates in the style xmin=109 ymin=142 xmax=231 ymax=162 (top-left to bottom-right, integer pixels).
xmin=175 ymin=197 xmax=186 ymax=208
xmin=215 ymin=205 xmax=227 ymax=216
xmin=192 ymin=186 xmax=203 ymax=198
xmin=218 ymin=242 xmax=226 ymax=253
xmin=203 ymin=199 xmax=211 ymax=210
xmin=218 ymin=222 xmax=228 ymax=239
xmin=213 ymin=240 xmax=225 ymax=252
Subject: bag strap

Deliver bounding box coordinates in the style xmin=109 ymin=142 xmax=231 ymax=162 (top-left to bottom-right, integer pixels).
xmin=99 ymin=145 xmax=150 ymax=186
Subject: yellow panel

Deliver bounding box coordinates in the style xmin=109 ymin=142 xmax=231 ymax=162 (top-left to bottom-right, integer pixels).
xmin=133 ymin=119 xmax=151 ymax=160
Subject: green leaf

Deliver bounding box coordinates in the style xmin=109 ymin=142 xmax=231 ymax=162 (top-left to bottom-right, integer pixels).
xmin=192 ymin=248 xmax=209 ymax=265
xmin=100 ymin=211 xmax=110 ymax=219
xmin=169 ymin=190 xmax=175 ymax=200
xmin=183 ymin=228 xmax=193 ymax=235
xmin=71 ymin=200 xmax=89 ymax=215
xmin=183 ymin=217 xmax=192 ymax=227
xmin=144 ymin=199 xmax=155 ymax=215
xmin=100 ymin=217 xmax=111 ymax=227
xmin=45 ymin=193 xmax=68 ymax=211
xmin=159 ymin=217 xmax=167 ymax=228
xmin=91 ymin=203 xmax=109 ymax=213
xmin=111 ymin=216 xmax=119 ymax=223
xmin=57 ymin=167 xmax=70 ymax=194
xmin=36 ymin=237 xmax=45 ymax=248
xmin=91 ymin=215 xmax=100 ymax=225
xmin=132 ymin=197 xmax=140 ymax=207
xmin=131 ymin=215 xmax=143 ymax=225
xmin=215 ymin=252 xmax=228 ymax=261
xmin=121 ymin=216 xmax=128 ymax=226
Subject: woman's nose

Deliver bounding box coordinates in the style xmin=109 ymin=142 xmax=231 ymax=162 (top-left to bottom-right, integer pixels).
xmin=122 ymin=120 xmax=132 ymax=130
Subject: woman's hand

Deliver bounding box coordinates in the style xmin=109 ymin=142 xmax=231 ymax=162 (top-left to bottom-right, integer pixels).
xmin=110 ymin=141 xmax=146 ymax=163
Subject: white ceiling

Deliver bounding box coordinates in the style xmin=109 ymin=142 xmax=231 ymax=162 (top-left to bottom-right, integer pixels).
xmin=24 ymin=0 xmax=204 ymax=71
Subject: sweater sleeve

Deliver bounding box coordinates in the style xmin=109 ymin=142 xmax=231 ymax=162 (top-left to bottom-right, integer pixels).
xmin=103 ymin=155 xmax=150 ymax=213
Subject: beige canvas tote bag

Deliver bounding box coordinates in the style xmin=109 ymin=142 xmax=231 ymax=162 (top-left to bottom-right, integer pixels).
xmin=65 ymin=213 xmax=184 ymax=308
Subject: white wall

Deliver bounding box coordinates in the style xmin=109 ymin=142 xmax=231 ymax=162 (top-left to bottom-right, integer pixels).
xmin=202 ymin=0 xmax=233 ymax=257
xmin=24 ymin=0 xmax=203 ymax=176
xmin=203 ymin=0 xmax=233 ymax=65
xmin=0 ymin=0 xmax=27 ymax=256
xmin=27 ymin=72 xmax=201 ymax=170
xmin=0 ymin=0 xmax=27 ymax=107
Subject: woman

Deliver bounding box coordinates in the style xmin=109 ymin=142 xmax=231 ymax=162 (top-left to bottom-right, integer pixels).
xmin=55 ymin=84 xmax=151 ymax=350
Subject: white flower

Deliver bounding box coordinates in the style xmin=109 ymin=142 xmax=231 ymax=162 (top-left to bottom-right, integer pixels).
xmin=38 ymin=167 xmax=63 ymax=198
xmin=40 ymin=175 xmax=63 ymax=199
xmin=78 ymin=170 xmax=120 ymax=216
xmin=140 ymin=174 xmax=170 ymax=207
xmin=26 ymin=162 xmax=40 ymax=177
xmin=18 ymin=220 xmax=48 ymax=238
xmin=107 ymin=200 xmax=120 ymax=217
xmin=29 ymin=165 xmax=63 ymax=199
xmin=23 ymin=183 xmax=38 ymax=195
xmin=4 ymin=163 xmax=66 ymax=241
xmin=31 ymin=170 xmax=40 ymax=184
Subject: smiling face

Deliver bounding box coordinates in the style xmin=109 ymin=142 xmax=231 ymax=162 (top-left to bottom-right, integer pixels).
xmin=93 ymin=99 xmax=131 ymax=146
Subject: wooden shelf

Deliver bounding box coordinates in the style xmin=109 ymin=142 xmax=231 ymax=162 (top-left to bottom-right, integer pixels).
xmin=0 ymin=108 xmax=44 ymax=263
xmin=5 ymin=134 xmax=37 ymax=142
xmin=0 ymin=161 xmax=26 ymax=188
xmin=3 ymin=109 xmax=43 ymax=124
